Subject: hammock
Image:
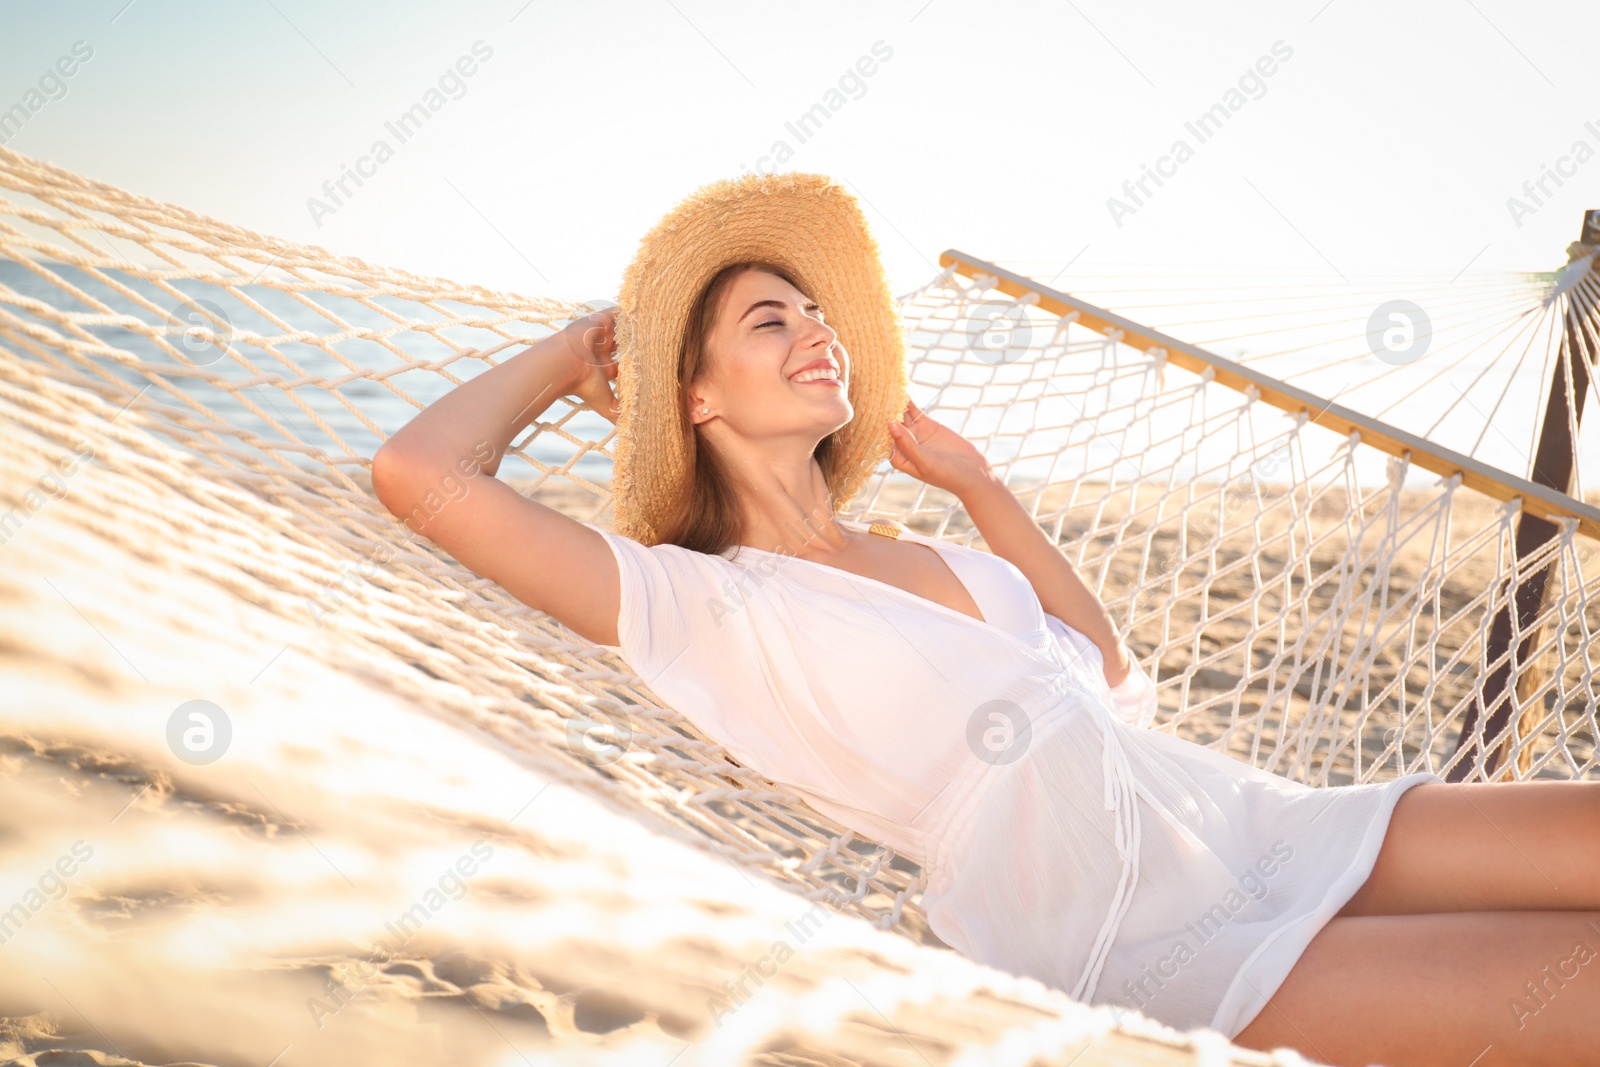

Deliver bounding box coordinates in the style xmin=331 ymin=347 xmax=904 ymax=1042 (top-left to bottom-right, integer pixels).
xmin=2 ymin=143 xmax=1596 ymax=1061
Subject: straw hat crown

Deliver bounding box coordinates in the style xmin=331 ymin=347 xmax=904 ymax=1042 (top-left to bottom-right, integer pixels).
xmin=610 ymin=171 xmax=909 ymax=547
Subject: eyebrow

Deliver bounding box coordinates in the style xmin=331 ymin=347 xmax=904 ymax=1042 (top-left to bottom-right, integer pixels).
xmin=738 ymin=298 xmax=820 ymax=324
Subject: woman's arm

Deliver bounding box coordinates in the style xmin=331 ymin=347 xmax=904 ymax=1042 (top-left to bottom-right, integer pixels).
xmin=885 ymin=399 xmax=1133 ymax=688
xmin=959 ymin=473 xmax=1132 ymax=686
xmin=378 ymin=311 xmax=618 ymax=479
xmin=370 ymin=311 xmax=627 ymax=646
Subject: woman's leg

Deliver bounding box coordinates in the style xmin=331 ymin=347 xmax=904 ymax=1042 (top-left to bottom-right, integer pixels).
xmin=1232 ymin=910 xmax=1600 ymax=1066
xmin=1335 ymin=779 xmax=1600 ymax=918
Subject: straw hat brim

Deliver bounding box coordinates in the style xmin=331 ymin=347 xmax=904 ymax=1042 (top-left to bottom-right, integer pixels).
xmin=610 ymin=172 xmax=909 ymax=546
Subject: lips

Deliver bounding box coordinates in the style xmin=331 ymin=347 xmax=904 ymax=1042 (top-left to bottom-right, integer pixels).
xmin=788 ymin=357 xmax=841 ymax=385
xmin=788 ymin=355 xmax=834 ymax=375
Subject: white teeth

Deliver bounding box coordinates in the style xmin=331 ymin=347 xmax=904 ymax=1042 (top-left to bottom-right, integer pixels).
xmin=791 ymin=367 xmax=839 ymax=383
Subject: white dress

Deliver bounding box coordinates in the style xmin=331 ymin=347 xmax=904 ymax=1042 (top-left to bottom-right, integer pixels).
xmin=585 ymin=518 xmax=1443 ymax=1038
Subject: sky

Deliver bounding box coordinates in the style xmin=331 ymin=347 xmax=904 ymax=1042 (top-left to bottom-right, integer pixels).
xmin=3 ymin=0 xmax=1597 ymax=304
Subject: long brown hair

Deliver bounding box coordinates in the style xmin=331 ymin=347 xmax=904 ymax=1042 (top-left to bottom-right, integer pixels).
xmin=655 ymin=261 xmax=842 ymax=557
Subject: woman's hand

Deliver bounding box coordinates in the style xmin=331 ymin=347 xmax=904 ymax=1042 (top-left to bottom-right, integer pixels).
xmin=886 ymin=399 xmax=995 ymax=499
xmin=557 ymin=306 xmax=621 ymax=425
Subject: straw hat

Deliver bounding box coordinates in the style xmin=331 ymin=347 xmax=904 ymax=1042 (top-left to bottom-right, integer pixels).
xmin=609 ymin=171 xmax=910 ymax=547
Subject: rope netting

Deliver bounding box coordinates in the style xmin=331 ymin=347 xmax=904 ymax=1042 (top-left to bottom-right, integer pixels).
xmin=889 ymin=257 xmax=1600 ymax=787
xmin=997 ymin=246 xmax=1600 ymax=502
xmin=2 ymin=143 xmax=1597 ymax=1059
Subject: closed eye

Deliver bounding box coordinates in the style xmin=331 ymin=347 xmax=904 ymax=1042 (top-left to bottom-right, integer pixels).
xmin=758 ymin=302 xmax=824 ymax=328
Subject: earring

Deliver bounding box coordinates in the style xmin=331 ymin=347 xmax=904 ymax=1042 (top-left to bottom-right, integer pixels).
xmin=701 ymin=407 xmax=709 ymax=414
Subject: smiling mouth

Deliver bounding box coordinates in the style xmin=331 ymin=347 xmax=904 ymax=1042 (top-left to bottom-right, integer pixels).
xmin=789 ymin=367 xmax=843 ymax=386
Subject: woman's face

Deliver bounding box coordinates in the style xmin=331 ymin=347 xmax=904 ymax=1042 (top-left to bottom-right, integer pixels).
xmin=694 ymin=267 xmax=852 ymax=443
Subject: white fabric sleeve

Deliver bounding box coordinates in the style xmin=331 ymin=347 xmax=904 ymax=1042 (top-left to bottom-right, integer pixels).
xmin=579 ymin=522 xmax=734 ymax=686
xmin=577 ymin=523 xmax=797 ymax=771
xmin=1042 ymin=612 xmax=1159 ymax=729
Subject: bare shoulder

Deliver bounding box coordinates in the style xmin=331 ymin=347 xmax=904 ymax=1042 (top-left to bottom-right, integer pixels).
xmin=371 ymin=449 xmax=621 ymax=647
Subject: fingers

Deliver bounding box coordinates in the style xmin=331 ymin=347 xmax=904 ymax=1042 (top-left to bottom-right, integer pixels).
xmin=570 ymin=306 xmax=618 ymax=364
xmin=901 ymin=398 xmax=931 ymax=435
xmin=887 ymin=435 xmax=920 ymax=480
xmin=889 ymin=419 xmax=928 ymax=447
xmin=589 ymin=395 xmax=621 ymax=425
xmin=887 ymin=418 xmax=921 ymax=450
xmin=581 ymin=322 xmax=613 ymax=358
xmin=888 ymin=440 xmax=910 ymax=472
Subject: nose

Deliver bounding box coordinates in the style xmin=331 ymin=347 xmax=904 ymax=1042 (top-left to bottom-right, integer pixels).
xmin=803 ymin=314 xmax=837 ymax=350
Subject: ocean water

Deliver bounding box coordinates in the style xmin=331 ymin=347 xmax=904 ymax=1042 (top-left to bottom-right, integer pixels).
xmin=0 ymin=258 xmax=616 ymax=483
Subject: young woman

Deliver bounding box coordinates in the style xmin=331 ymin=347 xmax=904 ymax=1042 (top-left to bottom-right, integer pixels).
xmin=371 ymin=173 xmax=1600 ymax=1066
